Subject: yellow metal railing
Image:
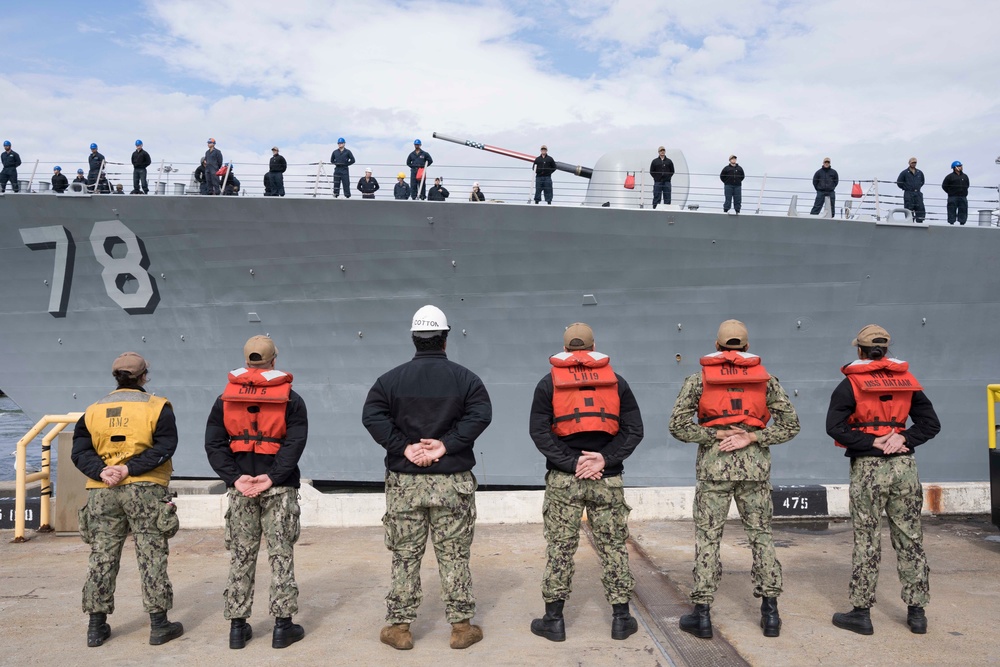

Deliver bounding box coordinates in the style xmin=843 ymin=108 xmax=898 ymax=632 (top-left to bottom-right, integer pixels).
xmin=12 ymin=413 xmax=83 ymax=542
xmin=989 ymin=385 xmax=1000 ymax=450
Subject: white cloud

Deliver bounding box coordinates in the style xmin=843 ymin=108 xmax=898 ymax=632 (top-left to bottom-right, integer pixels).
xmin=1 ymin=0 xmax=998 ymax=207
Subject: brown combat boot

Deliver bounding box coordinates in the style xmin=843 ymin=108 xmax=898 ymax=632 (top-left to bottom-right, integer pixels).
xmin=450 ymin=620 xmax=483 ymax=649
xmin=380 ymin=623 xmax=414 ymax=650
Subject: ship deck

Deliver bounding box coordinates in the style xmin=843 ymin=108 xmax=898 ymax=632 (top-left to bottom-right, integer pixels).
xmin=2 ymin=516 xmax=997 ymax=666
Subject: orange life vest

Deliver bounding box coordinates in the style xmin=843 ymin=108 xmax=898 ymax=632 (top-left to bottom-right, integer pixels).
xmin=549 ymin=350 xmax=620 ymax=437
xmin=836 ymin=358 xmax=921 ymax=447
xmin=697 ymin=350 xmax=771 ymax=428
xmin=221 ymin=367 xmax=293 ymax=455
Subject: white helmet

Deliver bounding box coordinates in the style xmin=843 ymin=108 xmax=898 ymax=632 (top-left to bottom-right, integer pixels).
xmin=411 ymin=305 xmax=449 ymax=331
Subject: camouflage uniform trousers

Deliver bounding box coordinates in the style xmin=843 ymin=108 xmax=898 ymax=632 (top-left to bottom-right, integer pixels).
xmin=541 ymin=470 xmax=634 ymax=605
xmin=691 ymin=480 xmax=781 ymax=605
xmin=382 ymin=470 xmax=477 ymax=624
xmin=81 ymin=482 xmax=175 ymax=614
xmin=224 ymin=485 xmax=301 ymax=619
xmin=848 ymin=455 xmax=929 ymax=608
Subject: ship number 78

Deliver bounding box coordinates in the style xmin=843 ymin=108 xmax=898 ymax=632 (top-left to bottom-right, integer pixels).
xmin=20 ymin=220 xmax=160 ymax=317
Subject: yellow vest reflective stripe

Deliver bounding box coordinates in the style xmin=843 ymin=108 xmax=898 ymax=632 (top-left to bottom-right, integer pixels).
xmin=83 ymin=389 xmax=172 ymax=489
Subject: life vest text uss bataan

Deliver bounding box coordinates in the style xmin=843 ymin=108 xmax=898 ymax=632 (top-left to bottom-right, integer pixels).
xmin=837 ymin=358 xmax=922 ymax=447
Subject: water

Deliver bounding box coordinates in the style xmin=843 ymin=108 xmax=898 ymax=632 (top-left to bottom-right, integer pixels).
xmin=0 ymin=396 xmax=44 ymax=482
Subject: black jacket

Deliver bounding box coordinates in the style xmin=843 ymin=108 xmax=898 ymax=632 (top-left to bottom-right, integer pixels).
xmin=406 ymin=150 xmax=433 ymax=170
xmin=470 ymin=190 xmax=485 ymax=201
xmin=529 ymin=369 xmax=643 ymax=477
xmin=194 ymin=164 xmax=206 ymax=183
xmin=1 ymin=149 xmax=21 ymax=170
xmin=362 ymin=349 xmax=492 ymax=474
xmin=394 ymin=181 xmax=411 ymax=199
xmin=71 ymin=392 xmax=178 ymax=482
xmin=896 ymin=168 xmax=924 ymax=192
xmin=942 ymin=170 xmax=970 ymax=197
xmin=51 ymin=173 xmax=69 ymax=192
xmin=825 ymin=377 xmax=940 ymax=458
xmin=88 ymin=151 xmax=105 ymax=174
xmin=132 ymin=149 xmax=151 ymax=170
xmin=269 ymin=154 xmax=287 ymax=173
xmin=427 ymin=184 xmax=449 ymax=201
xmin=331 ymin=147 xmax=356 ymax=168
xmin=813 ymin=166 xmax=839 ymax=192
xmin=649 ymin=156 xmax=674 ymax=183
xmin=205 ymin=387 xmax=308 ymax=487
xmin=357 ymin=176 xmax=380 ymax=197
xmin=533 ymin=154 xmax=556 ymax=177
xmin=720 ymin=164 xmax=745 ymax=185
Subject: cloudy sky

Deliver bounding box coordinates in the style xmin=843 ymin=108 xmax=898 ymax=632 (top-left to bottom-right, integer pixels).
xmin=4 ymin=0 xmax=998 ymax=205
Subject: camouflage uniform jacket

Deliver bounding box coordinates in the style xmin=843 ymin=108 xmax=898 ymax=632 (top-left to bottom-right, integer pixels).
xmin=669 ymin=373 xmax=799 ymax=481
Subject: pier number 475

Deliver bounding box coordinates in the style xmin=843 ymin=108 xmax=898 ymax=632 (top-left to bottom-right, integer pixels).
xmin=19 ymin=220 xmax=160 ymax=317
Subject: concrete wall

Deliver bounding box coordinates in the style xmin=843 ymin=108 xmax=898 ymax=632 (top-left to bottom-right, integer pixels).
xmin=172 ymin=481 xmax=990 ymax=529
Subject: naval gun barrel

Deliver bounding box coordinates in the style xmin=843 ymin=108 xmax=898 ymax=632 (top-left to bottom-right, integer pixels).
xmin=433 ymin=132 xmax=593 ymax=179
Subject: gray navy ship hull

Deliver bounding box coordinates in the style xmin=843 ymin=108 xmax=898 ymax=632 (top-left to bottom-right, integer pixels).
xmin=0 ymin=193 xmax=995 ymax=485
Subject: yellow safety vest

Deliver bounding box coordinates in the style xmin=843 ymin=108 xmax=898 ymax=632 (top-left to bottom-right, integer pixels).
xmin=83 ymin=389 xmax=172 ymax=489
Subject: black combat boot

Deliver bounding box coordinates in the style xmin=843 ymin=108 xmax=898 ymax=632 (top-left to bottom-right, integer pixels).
xmin=679 ymin=603 xmax=713 ymax=639
xmin=530 ymin=600 xmax=566 ymax=642
xmin=906 ymin=606 xmax=927 ymax=634
xmin=272 ymin=616 xmax=304 ymax=649
xmin=87 ymin=612 xmax=111 ymax=647
xmin=760 ymin=597 xmax=781 ymax=637
xmin=229 ymin=618 xmax=253 ymax=649
xmin=611 ymin=602 xmax=638 ymax=640
xmin=832 ymin=607 xmax=873 ymax=635
xmin=149 ymin=611 xmax=184 ymax=645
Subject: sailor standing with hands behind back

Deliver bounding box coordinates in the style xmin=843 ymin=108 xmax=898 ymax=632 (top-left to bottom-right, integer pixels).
xmin=827 ymin=325 xmax=940 ymax=636
xmin=362 ymin=305 xmax=492 ymax=651
xmin=205 ymin=335 xmax=308 ymax=650
xmin=72 ymin=352 xmax=184 ymax=648
xmin=669 ymin=320 xmax=800 ymax=640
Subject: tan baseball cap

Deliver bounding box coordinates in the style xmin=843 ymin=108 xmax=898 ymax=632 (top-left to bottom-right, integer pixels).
xmin=658 ymin=146 xmax=666 ymax=152
xmin=852 ymin=324 xmax=890 ymax=347
xmin=112 ymin=351 xmax=147 ymax=377
xmin=540 ymin=145 xmax=548 ymax=150
xmin=244 ymin=335 xmax=277 ymax=366
xmin=563 ymin=323 xmax=594 ymax=350
xmin=716 ymin=319 xmax=748 ymax=349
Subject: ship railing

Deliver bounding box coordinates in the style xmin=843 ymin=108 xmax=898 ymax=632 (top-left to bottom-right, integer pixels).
xmin=16 ymin=159 xmax=1000 ymax=227
xmin=11 ymin=413 xmax=83 ymax=543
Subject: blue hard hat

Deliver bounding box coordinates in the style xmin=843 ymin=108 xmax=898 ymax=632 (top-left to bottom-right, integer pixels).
xmin=54 ymin=166 xmax=61 ymax=171
xmin=77 ymin=169 xmax=84 ymax=173
xmin=2 ymin=141 xmax=9 ymax=147
xmin=414 ymin=139 xmax=421 ymax=145
xmin=337 ymin=137 xmax=345 ymax=144
xmin=951 ymin=160 xmax=962 ymax=168
xmin=135 ymin=139 xmax=143 ymax=146
xmin=90 ymin=143 xmax=98 ymax=149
